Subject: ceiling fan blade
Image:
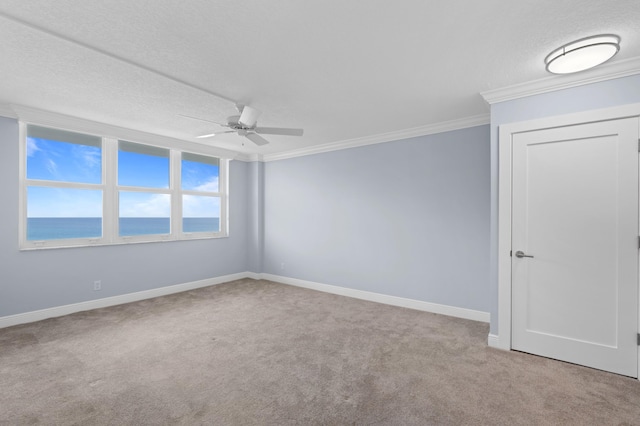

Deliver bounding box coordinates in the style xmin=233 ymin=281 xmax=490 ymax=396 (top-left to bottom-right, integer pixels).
xmin=178 ymin=114 xmax=228 ymax=127
xmin=254 ymin=127 xmax=304 ymax=136
xmin=196 ymin=130 xmax=235 ymax=139
xmin=238 ymin=105 xmax=261 ymax=128
xmin=245 ymin=132 xmax=270 ymax=146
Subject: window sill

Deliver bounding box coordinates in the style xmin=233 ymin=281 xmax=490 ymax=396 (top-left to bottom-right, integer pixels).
xmin=19 ymin=233 xmax=229 ymax=251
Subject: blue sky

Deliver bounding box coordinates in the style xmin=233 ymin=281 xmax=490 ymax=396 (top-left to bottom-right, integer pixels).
xmin=27 ymin=137 xmax=220 ymax=218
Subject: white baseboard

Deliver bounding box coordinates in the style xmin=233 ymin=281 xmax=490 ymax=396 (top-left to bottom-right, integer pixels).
xmin=1 ymin=272 xmax=490 ymax=330
xmin=245 ymin=272 xmax=262 ymax=280
xmin=0 ymin=272 xmax=250 ymax=329
xmin=488 ymin=333 xmax=511 ymax=350
xmin=487 ymin=333 xmax=500 ymax=348
xmin=260 ymin=273 xmax=490 ymax=323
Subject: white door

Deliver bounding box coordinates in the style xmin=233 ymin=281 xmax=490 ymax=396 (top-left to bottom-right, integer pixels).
xmin=511 ymin=117 xmax=639 ymax=377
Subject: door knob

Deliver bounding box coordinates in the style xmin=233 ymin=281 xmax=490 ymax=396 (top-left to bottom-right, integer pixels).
xmin=515 ymin=250 xmax=534 ymax=258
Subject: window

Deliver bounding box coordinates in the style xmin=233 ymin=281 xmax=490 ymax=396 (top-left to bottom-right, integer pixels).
xmin=181 ymin=153 xmax=221 ymax=234
xmin=118 ymin=141 xmax=171 ymax=238
xmin=20 ymin=124 xmax=228 ymax=249
xmin=25 ymin=125 xmax=104 ymax=243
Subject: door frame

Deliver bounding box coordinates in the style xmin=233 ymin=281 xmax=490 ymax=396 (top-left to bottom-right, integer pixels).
xmin=496 ymin=103 xmax=640 ymax=378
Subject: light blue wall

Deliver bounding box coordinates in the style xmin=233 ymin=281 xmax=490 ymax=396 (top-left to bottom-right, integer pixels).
xmin=489 ymin=74 xmax=640 ymax=334
xmin=0 ymin=116 xmax=250 ymax=317
xmin=263 ymin=125 xmax=491 ymax=312
xmin=10 ymin=73 xmax=636 ymax=329
xmin=246 ymin=161 xmax=265 ymax=273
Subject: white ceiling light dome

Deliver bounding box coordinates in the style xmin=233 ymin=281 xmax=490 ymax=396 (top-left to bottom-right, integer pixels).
xmin=545 ymin=34 xmax=620 ymax=74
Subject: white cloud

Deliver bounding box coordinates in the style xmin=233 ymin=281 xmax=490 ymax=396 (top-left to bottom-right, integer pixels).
xmin=45 ymin=159 xmax=58 ymax=175
xmin=194 ymin=176 xmax=219 ymax=192
xmin=120 ymin=193 xmax=170 ymax=217
xmin=26 ymin=138 xmax=40 ymax=157
xmin=77 ymin=145 xmax=101 ymax=169
xmin=28 ymin=187 xmax=102 ymax=217
xmin=183 ymin=195 xmax=220 ymax=218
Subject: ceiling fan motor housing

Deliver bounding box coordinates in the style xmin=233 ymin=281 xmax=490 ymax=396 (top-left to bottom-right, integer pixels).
xmin=228 ymin=115 xmax=255 ymax=131
xmin=238 ymin=105 xmax=261 ymax=128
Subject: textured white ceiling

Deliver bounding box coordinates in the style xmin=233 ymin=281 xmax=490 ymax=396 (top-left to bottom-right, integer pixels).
xmin=0 ymin=0 xmax=639 ymax=157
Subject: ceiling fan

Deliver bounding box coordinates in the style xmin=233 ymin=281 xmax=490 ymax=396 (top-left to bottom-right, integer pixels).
xmin=180 ymin=105 xmax=304 ymax=146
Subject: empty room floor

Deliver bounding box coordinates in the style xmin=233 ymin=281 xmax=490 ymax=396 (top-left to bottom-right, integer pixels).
xmin=2 ymin=279 xmax=640 ymax=425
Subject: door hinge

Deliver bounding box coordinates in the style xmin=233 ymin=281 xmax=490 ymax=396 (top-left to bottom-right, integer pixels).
xmin=509 ymin=250 xmax=512 ymax=257
xmin=637 ymin=333 xmax=640 ymax=346
xmin=637 ymin=139 xmax=640 ymax=152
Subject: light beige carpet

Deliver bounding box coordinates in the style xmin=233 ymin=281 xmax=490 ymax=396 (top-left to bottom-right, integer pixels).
xmin=1 ymin=279 xmax=639 ymax=425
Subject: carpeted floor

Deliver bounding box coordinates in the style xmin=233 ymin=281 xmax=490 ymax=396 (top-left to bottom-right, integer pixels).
xmin=1 ymin=279 xmax=639 ymax=425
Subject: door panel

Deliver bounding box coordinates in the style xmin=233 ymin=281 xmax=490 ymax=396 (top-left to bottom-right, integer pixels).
xmin=511 ymin=118 xmax=639 ymax=377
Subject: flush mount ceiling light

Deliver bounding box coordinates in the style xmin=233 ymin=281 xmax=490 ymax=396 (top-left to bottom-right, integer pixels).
xmin=545 ymin=34 xmax=620 ymax=74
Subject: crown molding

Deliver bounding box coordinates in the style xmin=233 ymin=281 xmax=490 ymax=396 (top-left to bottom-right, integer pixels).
xmin=0 ymin=102 xmax=17 ymax=119
xmin=10 ymin=104 xmax=240 ymax=159
xmin=234 ymin=153 xmax=260 ymax=162
xmin=4 ymin=104 xmax=489 ymax=163
xmin=262 ymin=113 xmax=490 ymax=162
xmin=481 ymin=55 xmax=640 ymax=105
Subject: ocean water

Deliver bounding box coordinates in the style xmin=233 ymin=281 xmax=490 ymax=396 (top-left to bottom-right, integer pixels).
xmin=27 ymin=217 xmax=220 ymax=240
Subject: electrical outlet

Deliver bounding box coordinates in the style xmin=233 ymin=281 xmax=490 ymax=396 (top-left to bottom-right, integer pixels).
xmin=93 ymin=280 xmax=101 ymax=291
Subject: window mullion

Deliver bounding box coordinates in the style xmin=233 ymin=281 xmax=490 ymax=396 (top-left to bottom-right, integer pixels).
xmin=116 ymin=186 xmax=172 ymax=194
xmin=221 ymin=158 xmax=229 ymax=235
xmin=180 ymin=190 xmax=221 ymax=197
xmin=24 ymin=180 xmax=104 ymax=190
xmin=171 ymin=149 xmax=182 ymax=238
xmin=104 ymin=137 xmax=118 ymax=243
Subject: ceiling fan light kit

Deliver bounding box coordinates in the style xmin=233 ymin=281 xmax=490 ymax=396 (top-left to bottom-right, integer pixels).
xmin=182 ymin=105 xmax=304 ymax=146
xmin=545 ymin=34 xmax=620 ymax=74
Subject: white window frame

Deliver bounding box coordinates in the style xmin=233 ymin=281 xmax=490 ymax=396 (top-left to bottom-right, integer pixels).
xmin=178 ymin=150 xmax=228 ymax=241
xmin=19 ymin=122 xmax=229 ymax=250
